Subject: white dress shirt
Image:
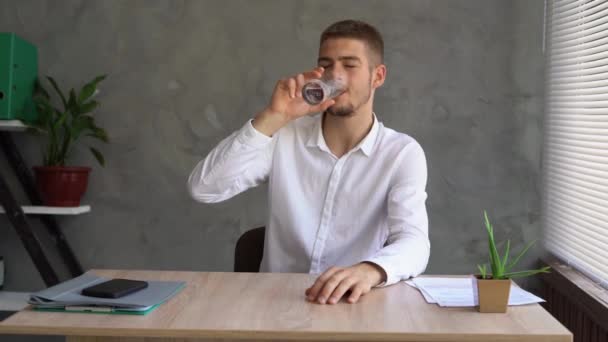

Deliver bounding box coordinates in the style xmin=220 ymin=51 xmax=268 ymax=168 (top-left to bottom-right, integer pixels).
xmin=188 ymin=113 xmax=430 ymax=286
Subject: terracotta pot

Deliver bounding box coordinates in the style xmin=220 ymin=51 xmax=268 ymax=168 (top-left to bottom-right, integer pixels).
xmin=474 ymin=276 xmax=511 ymax=313
xmin=33 ymin=166 xmax=91 ymax=207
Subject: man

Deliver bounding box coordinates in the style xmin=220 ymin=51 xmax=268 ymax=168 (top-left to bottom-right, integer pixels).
xmin=188 ymin=20 xmax=429 ymax=305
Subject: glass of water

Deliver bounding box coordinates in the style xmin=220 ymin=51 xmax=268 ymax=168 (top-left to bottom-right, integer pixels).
xmin=302 ymin=77 xmax=347 ymax=105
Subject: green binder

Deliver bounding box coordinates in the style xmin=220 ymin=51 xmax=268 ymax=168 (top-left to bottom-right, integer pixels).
xmin=0 ymin=32 xmax=38 ymax=123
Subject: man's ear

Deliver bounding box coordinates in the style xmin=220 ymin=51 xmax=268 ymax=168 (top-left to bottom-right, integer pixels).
xmin=372 ymin=64 xmax=387 ymax=89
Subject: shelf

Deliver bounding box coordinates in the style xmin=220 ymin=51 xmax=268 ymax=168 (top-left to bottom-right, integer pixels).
xmin=0 ymin=120 xmax=28 ymax=132
xmin=0 ymin=205 xmax=91 ymax=215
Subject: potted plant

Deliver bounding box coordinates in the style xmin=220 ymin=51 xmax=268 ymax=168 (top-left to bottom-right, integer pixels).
xmin=475 ymin=211 xmax=550 ymax=313
xmin=28 ymin=75 xmax=108 ymax=207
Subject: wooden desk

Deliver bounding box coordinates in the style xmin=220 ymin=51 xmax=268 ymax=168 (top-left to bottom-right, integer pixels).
xmin=0 ymin=270 xmax=572 ymax=342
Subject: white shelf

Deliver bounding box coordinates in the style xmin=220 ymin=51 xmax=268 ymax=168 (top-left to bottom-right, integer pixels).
xmin=0 ymin=120 xmax=28 ymax=132
xmin=0 ymin=205 xmax=91 ymax=215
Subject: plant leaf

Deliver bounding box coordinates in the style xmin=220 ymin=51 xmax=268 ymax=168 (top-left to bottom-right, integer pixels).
xmin=47 ymin=116 xmax=56 ymax=165
xmin=502 ymin=239 xmax=511 ymax=272
xmin=485 ymin=211 xmax=504 ymax=278
xmin=68 ymin=89 xmax=78 ymax=113
xmin=71 ymin=115 xmax=94 ymax=141
xmin=78 ymin=100 xmax=99 ymax=115
xmin=46 ymin=76 xmax=68 ymax=110
xmin=89 ymin=146 xmax=105 ymax=167
xmin=59 ymin=119 xmax=72 ymax=163
xmin=78 ymin=75 xmax=106 ymax=104
xmin=33 ymin=98 xmax=57 ymax=128
xmin=506 ymin=239 xmax=538 ymax=271
xmin=34 ymin=78 xmax=50 ymax=100
xmin=477 ymin=264 xmax=487 ymax=279
xmin=86 ymin=127 xmax=109 ymax=143
xmin=504 ymin=266 xmax=551 ymax=279
xmin=51 ymin=111 xmax=68 ymax=134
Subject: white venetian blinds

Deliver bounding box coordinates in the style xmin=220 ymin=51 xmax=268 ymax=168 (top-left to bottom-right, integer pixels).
xmin=542 ymin=0 xmax=608 ymax=288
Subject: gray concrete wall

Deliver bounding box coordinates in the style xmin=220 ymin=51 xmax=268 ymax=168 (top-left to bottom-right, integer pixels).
xmin=0 ymin=0 xmax=545 ymax=317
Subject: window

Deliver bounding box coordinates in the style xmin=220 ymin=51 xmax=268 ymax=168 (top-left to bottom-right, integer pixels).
xmin=542 ymin=0 xmax=608 ymax=288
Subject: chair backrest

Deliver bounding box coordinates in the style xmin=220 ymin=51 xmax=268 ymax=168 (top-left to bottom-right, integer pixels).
xmin=234 ymin=227 xmax=265 ymax=272
xmin=233 ymin=226 xmax=390 ymax=272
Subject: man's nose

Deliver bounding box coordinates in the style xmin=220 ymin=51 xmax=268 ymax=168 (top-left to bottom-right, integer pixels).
xmin=325 ymin=65 xmax=346 ymax=80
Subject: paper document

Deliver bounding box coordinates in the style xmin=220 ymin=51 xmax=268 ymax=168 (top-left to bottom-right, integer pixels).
xmin=404 ymin=280 xmax=436 ymax=303
xmin=407 ymin=276 xmax=545 ymax=307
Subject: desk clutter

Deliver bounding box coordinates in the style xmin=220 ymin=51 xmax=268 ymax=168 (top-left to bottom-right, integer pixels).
xmin=405 ymin=276 xmax=545 ymax=307
xmin=27 ymin=272 xmax=185 ymax=315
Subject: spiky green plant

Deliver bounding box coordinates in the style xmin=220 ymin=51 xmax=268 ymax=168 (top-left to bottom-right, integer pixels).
xmin=477 ymin=211 xmax=550 ymax=280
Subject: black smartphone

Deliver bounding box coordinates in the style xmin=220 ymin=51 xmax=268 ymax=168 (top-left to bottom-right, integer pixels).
xmin=81 ymin=279 xmax=148 ymax=298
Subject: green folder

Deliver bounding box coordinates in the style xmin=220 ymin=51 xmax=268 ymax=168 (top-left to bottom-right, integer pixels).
xmin=33 ymin=303 xmax=161 ymax=316
xmin=0 ymin=32 xmax=39 ymax=122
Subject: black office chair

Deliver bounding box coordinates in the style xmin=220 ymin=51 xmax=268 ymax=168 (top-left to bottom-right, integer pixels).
xmin=234 ymin=226 xmax=265 ymax=272
xmin=233 ymin=226 xmax=388 ymax=272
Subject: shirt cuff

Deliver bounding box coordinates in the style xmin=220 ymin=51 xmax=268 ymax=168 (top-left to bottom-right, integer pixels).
xmin=237 ymin=119 xmax=273 ymax=148
xmin=362 ymin=258 xmax=400 ymax=287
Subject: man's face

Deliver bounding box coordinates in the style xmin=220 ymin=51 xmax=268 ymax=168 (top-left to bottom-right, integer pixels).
xmin=317 ymin=38 xmax=383 ymax=117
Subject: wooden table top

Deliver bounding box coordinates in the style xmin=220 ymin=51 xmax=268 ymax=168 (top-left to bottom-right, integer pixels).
xmin=0 ymin=270 xmax=572 ymax=341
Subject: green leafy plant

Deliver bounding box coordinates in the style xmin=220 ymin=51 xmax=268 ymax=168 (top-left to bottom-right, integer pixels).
xmin=477 ymin=211 xmax=550 ymax=280
xmin=29 ymin=75 xmax=109 ymax=166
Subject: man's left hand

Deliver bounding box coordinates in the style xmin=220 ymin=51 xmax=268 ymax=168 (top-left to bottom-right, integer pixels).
xmin=305 ymin=262 xmax=386 ymax=304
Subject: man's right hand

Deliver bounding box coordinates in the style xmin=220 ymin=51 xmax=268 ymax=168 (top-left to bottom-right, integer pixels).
xmin=252 ymin=67 xmax=336 ymax=137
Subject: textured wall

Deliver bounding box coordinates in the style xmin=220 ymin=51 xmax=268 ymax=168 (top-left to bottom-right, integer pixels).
xmin=0 ymin=0 xmax=545 ymax=300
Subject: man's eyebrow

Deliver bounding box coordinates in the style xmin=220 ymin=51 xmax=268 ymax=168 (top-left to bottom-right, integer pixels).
xmin=338 ymin=56 xmax=361 ymax=62
xmin=317 ymin=56 xmax=362 ymax=63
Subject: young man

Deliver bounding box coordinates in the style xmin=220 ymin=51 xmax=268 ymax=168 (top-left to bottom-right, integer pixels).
xmin=188 ymin=20 xmax=429 ymax=305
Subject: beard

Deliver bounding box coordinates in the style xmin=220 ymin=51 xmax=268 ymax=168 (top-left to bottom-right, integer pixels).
xmin=325 ymin=78 xmax=373 ymax=118
xmin=326 ymin=103 xmax=355 ymax=117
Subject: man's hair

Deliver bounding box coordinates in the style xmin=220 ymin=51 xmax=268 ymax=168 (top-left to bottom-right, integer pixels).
xmin=320 ymin=20 xmax=384 ymax=65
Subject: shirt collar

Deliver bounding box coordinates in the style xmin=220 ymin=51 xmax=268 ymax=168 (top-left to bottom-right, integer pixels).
xmin=306 ymin=112 xmax=379 ymax=157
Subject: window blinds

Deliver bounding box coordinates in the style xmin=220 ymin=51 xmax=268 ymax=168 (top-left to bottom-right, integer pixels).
xmin=543 ymin=0 xmax=608 ymax=288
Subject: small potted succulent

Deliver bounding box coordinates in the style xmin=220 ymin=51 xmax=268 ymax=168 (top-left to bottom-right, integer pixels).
xmin=29 ymin=75 xmax=108 ymax=206
xmin=475 ymin=211 xmax=550 ymax=313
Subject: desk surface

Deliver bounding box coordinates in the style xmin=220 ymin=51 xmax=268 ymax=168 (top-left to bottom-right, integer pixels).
xmin=0 ymin=270 xmax=572 ymax=342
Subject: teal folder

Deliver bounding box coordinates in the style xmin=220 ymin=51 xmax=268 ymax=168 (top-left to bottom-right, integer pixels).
xmin=27 ymin=272 xmax=185 ymax=315
xmin=33 ymin=303 xmax=161 ymax=316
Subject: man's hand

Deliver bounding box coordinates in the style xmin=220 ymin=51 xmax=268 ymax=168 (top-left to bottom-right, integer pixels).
xmin=252 ymin=67 xmax=335 ymax=137
xmin=305 ymin=262 xmax=386 ymax=305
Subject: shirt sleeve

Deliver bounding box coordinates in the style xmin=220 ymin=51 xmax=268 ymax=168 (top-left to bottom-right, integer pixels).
xmin=363 ymin=141 xmax=430 ymax=287
xmin=187 ymin=119 xmax=276 ymax=203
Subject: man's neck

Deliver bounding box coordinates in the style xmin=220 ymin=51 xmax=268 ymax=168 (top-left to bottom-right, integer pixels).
xmin=322 ymin=109 xmax=374 ymax=159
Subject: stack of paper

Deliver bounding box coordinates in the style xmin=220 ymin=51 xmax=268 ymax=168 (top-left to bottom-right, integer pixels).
xmin=405 ymin=276 xmax=545 ymax=307
xmin=28 ymin=272 xmax=185 ymax=315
